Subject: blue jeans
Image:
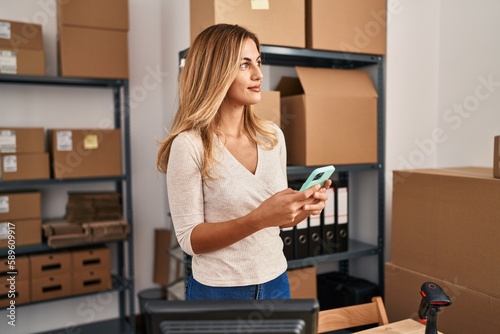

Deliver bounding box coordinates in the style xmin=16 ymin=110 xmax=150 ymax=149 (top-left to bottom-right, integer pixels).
xmin=186 ymin=271 xmax=291 ymax=300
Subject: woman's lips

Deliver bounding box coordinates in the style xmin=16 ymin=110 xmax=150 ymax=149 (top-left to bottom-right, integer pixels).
xmin=248 ymin=86 xmax=261 ymax=92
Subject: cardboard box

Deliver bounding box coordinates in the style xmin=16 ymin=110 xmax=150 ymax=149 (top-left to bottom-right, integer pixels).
xmin=71 ymin=247 xmax=110 ymax=272
xmin=58 ymin=26 xmax=129 ymax=79
xmin=31 ymin=273 xmax=72 ymax=302
xmin=0 ymin=192 xmax=41 ymax=221
xmin=385 ymin=262 xmax=500 ymax=334
xmin=253 ymin=90 xmax=280 ymax=127
xmin=190 ymin=0 xmax=305 ymax=48
xmin=0 ymin=20 xmax=43 ymax=50
xmin=0 ymin=128 xmax=45 ymax=153
xmin=494 ymin=135 xmax=500 ymax=178
xmin=49 ymin=128 xmax=122 ymax=179
xmin=287 ymin=266 xmax=317 ymax=299
xmin=153 ymin=229 xmax=171 ymax=286
xmin=0 ymin=48 xmax=45 ymax=76
xmin=57 ymin=0 xmax=129 ymax=31
xmin=29 ymin=251 xmax=72 ymax=278
xmin=1 ymin=255 xmax=30 ymax=281
xmin=0 ymin=219 xmax=42 ymax=249
xmin=0 ymin=153 xmax=50 ymax=181
xmin=306 ymin=0 xmax=386 ymax=55
xmin=391 ymin=167 xmax=500 ymax=298
xmin=72 ymin=269 xmax=111 ymax=295
xmin=0 ymin=280 xmax=30 ymax=307
xmin=277 ymin=67 xmax=378 ymax=165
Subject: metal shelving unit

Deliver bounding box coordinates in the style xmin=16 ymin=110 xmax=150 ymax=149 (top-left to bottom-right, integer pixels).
xmin=0 ymin=74 xmax=135 ymax=333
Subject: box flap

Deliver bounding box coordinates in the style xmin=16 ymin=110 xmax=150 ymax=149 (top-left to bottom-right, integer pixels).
xmin=275 ymin=77 xmax=304 ymax=97
xmin=397 ymin=166 xmax=496 ymax=180
xmin=295 ymin=67 xmax=378 ymax=98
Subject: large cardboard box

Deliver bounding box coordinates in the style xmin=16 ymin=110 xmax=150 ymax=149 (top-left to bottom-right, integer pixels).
xmin=0 ymin=128 xmax=45 ymax=153
xmin=253 ymin=90 xmax=280 ymax=127
xmin=190 ymin=0 xmax=305 ymax=48
xmin=391 ymin=167 xmax=500 ymax=299
xmin=277 ymin=67 xmax=377 ymax=165
xmin=72 ymin=268 xmax=111 ymax=295
xmin=0 ymin=192 xmax=41 ymax=221
xmin=0 ymin=20 xmax=43 ymax=50
xmin=49 ymin=128 xmax=122 ymax=179
xmin=287 ymin=266 xmax=317 ymax=299
xmin=71 ymin=247 xmax=110 ymax=272
xmin=0 ymin=153 xmax=50 ymax=181
xmin=29 ymin=252 xmax=72 ymax=278
xmin=306 ymin=0 xmax=386 ymax=55
xmin=0 ymin=219 xmax=42 ymax=249
xmin=31 ymin=273 xmax=72 ymax=302
xmin=0 ymin=48 xmax=45 ymax=75
xmin=494 ymin=135 xmax=500 ymax=178
xmin=57 ymin=0 xmax=129 ymax=31
xmin=385 ymin=262 xmax=500 ymax=334
xmin=58 ymin=26 xmax=129 ymax=79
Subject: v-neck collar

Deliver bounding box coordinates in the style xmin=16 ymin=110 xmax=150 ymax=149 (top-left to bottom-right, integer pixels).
xmin=215 ymin=135 xmax=260 ymax=176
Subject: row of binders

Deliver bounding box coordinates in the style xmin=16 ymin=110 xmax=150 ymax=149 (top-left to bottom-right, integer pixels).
xmin=281 ymin=180 xmax=348 ymax=260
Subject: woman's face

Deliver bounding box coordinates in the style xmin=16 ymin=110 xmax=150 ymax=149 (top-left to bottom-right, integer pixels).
xmin=224 ymin=38 xmax=263 ymax=108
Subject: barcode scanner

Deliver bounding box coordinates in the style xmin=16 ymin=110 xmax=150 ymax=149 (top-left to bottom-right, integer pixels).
xmin=418 ymin=282 xmax=452 ymax=334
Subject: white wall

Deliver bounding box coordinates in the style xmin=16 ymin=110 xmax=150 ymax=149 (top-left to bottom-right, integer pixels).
xmin=1 ymin=0 xmax=500 ymax=332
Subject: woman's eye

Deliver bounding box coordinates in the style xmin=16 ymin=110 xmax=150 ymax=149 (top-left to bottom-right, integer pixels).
xmin=256 ymin=61 xmax=262 ymax=67
xmin=240 ymin=63 xmax=249 ymax=69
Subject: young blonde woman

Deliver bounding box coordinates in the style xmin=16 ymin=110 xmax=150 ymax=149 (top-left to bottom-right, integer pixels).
xmin=157 ymin=24 xmax=331 ymax=300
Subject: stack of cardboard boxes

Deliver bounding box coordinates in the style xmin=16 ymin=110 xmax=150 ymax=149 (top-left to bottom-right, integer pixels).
xmin=387 ymin=167 xmax=500 ymax=333
xmin=0 ymin=19 xmax=45 ymax=75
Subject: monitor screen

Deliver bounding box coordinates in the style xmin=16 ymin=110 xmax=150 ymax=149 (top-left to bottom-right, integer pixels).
xmin=144 ymin=299 xmax=319 ymax=334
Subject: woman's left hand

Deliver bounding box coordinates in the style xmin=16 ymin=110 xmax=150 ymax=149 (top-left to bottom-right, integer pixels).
xmin=303 ymin=179 xmax=332 ymax=215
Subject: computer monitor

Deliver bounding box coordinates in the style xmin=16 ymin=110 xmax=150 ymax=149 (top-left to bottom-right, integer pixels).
xmin=144 ymin=299 xmax=319 ymax=334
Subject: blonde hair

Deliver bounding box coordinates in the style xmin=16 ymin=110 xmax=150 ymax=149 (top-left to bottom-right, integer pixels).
xmin=157 ymin=24 xmax=277 ymax=178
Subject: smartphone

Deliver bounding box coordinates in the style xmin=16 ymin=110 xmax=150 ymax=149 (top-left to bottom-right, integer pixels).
xmin=299 ymin=165 xmax=336 ymax=191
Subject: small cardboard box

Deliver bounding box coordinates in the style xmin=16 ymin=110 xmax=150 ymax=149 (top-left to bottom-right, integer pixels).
xmin=287 ymin=266 xmax=317 ymax=299
xmin=0 ymin=280 xmax=30 ymax=307
xmin=29 ymin=251 xmax=72 ymax=278
xmin=0 ymin=128 xmax=45 ymax=153
xmin=391 ymin=167 xmax=500 ymax=299
xmin=494 ymin=135 xmax=500 ymax=178
xmin=0 ymin=20 xmax=44 ymax=50
xmin=253 ymin=90 xmax=280 ymax=127
xmin=0 ymin=48 xmax=46 ymax=76
xmin=58 ymin=26 xmax=128 ymax=79
xmin=0 ymin=219 xmax=42 ymax=249
xmin=31 ymin=273 xmax=72 ymax=302
xmin=49 ymin=128 xmax=122 ymax=179
xmin=72 ymin=269 xmax=111 ymax=295
xmin=57 ymin=0 xmax=129 ymax=31
xmin=306 ymin=0 xmax=387 ymax=55
xmin=277 ymin=67 xmax=377 ymax=165
xmin=0 ymin=153 xmax=50 ymax=181
xmin=385 ymin=262 xmax=500 ymax=334
xmin=1 ymin=255 xmax=30 ymax=281
xmin=0 ymin=192 xmax=41 ymax=221
xmin=190 ymin=0 xmax=306 ymax=48
xmin=71 ymin=247 xmax=110 ymax=272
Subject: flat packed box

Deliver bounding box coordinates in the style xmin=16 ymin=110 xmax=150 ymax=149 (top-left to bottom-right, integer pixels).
xmin=385 ymin=262 xmax=500 ymax=334
xmin=72 ymin=269 xmax=111 ymax=295
xmin=190 ymin=0 xmax=305 ymax=48
xmin=58 ymin=26 xmax=129 ymax=79
xmin=494 ymin=135 xmax=500 ymax=178
xmin=0 ymin=20 xmax=44 ymax=50
xmin=0 ymin=280 xmax=30 ymax=307
xmin=1 ymin=255 xmax=30 ymax=281
xmin=253 ymin=90 xmax=280 ymax=127
xmin=0 ymin=127 xmax=45 ymax=153
xmin=31 ymin=273 xmax=72 ymax=302
xmin=0 ymin=153 xmax=50 ymax=181
xmin=57 ymin=0 xmax=129 ymax=31
xmin=29 ymin=251 xmax=72 ymax=278
xmin=306 ymin=0 xmax=386 ymax=55
xmin=71 ymin=246 xmax=110 ymax=272
xmin=0 ymin=192 xmax=41 ymax=221
xmin=277 ymin=67 xmax=377 ymax=165
xmin=0 ymin=48 xmax=46 ymax=76
xmin=392 ymin=167 xmax=500 ymax=298
xmin=49 ymin=128 xmax=122 ymax=179
xmin=287 ymin=266 xmax=317 ymax=299
xmin=0 ymin=219 xmax=42 ymax=249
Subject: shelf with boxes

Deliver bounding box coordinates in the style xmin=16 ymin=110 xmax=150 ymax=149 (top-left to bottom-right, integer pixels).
xmin=0 ymin=74 xmax=135 ymax=331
